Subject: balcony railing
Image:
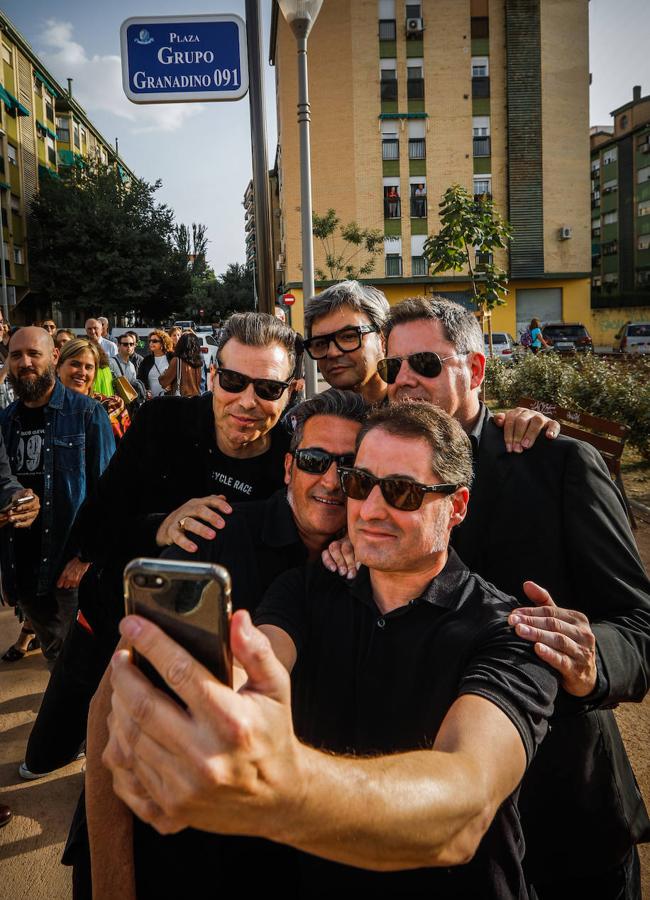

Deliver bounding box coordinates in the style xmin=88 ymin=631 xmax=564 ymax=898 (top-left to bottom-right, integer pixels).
xmin=382 ymin=139 xmax=399 ymax=161
xmin=407 ymin=78 xmax=424 ymax=100
xmin=385 ymin=255 xmax=403 ymax=277
xmin=384 ymin=197 xmax=401 ymax=218
xmin=472 ymin=76 xmax=490 ymax=98
xmin=379 ymin=19 xmax=397 ymax=40
xmin=473 ymin=136 xmax=491 ymax=157
xmin=410 ymin=196 xmax=427 ymax=218
xmin=408 ymin=138 xmax=425 ymax=159
xmin=380 ymin=79 xmax=398 ymax=102
xmin=474 ymin=192 xmax=493 ymax=202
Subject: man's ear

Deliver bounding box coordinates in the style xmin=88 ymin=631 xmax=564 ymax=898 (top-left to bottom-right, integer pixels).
xmin=284 ymin=452 xmax=293 ymax=487
xmin=468 ymin=352 xmax=486 ymax=392
xmin=448 ymin=486 xmax=470 ymax=530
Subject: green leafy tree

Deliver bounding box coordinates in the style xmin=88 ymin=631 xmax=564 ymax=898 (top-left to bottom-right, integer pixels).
xmin=203 ymin=263 xmax=255 ymax=321
xmin=174 ymin=222 xmax=218 ymax=320
xmin=423 ymin=184 xmax=513 ymax=352
xmin=29 ymin=161 xmax=191 ymax=322
xmin=312 ymin=209 xmax=383 ymax=281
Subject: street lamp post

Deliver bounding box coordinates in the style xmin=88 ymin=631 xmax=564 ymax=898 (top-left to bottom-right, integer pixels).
xmin=277 ymin=0 xmax=322 ymax=397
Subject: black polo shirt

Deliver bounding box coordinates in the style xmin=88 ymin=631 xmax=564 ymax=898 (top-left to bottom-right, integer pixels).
xmin=254 ymin=550 xmax=558 ymax=898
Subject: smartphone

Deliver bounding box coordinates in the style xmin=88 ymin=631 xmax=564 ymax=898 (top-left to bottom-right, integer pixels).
xmin=0 ymin=494 xmax=35 ymax=514
xmin=124 ymin=557 xmax=233 ymax=702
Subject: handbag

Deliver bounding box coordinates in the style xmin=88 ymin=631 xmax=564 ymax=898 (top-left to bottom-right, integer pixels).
xmin=114 ymin=374 xmax=138 ymax=405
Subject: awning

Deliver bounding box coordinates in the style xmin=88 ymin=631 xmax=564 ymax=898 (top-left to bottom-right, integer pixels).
xmin=34 ymin=70 xmax=59 ymax=98
xmin=0 ymin=181 xmax=10 ymax=191
xmin=36 ymin=120 xmax=58 ymax=141
xmin=3 ymin=87 xmax=29 ymax=117
xmin=0 ymin=85 xmax=13 ymax=112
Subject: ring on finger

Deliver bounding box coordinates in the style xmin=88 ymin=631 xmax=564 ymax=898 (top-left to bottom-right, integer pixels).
xmin=178 ymin=517 xmax=187 ymax=532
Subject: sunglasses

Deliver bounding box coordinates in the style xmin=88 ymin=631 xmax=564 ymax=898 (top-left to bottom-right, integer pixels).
xmin=377 ymin=352 xmax=463 ymax=385
xmin=303 ymin=325 xmax=378 ymax=360
xmin=338 ymin=466 xmax=459 ymax=511
xmin=294 ymin=447 xmax=356 ymax=475
xmin=215 ymin=367 xmax=293 ymax=401
xmin=149 ymin=339 xmax=161 ymax=344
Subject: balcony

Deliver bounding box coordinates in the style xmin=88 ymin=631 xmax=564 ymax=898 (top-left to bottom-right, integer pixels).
xmin=382 ymin=139 xmax=399 ymax=161
xmin=407 ymin=78 xmax=424 ymax=100
xmin=473 ymin=136 xmax=491 ymax=157
xmin=384 ymin=196 xmax=401 ymax=219
xmin=474 ymin=192 xmax=493 ymax=202
xmin=410 ymin=196 xmax=427 ymax=218
xmin=408 ymin=138 xmax=425 ymax=159
xmin=472 ymin=76 xmax=490 ymax=99
xmin=380 ymin=79 xmax=398 ymax=102
xmin=385 ymin=254 xmax=403 ymax=277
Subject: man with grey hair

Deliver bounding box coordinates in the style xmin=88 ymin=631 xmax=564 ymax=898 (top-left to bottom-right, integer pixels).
xmin=303 ymin=280 xmax=389 ymax=404
xmin=379 ymin=294 xmax=650 ymax=897
xmin=85 ymin=318 xmax=117 ymax=358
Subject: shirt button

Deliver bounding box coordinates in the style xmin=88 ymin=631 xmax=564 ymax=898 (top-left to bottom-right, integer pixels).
xmin=377 ymin=618 xmax=386 ymax=629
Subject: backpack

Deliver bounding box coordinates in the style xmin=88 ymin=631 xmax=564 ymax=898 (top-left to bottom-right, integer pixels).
xmin=520 ymin=329 xmax=533 ymax=348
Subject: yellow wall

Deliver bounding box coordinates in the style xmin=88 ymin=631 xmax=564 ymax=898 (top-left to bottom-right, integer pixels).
xmin=590 ymin=307 xmax=650 ymax=347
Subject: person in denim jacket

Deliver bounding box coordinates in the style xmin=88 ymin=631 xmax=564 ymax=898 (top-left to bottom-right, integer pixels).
xmin=0 ymin=327 xmax=115 ymax=663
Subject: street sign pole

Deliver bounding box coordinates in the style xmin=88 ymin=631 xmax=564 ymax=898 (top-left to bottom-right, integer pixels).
xmin=244 ymin=0 xmax=275 ymax=316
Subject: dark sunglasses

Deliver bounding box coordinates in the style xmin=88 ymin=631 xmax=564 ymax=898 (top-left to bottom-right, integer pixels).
xmin=338 ymin=466 xmax=459 ymax=511
xmin=294 ymin=447 xmax=356 ymax=475
xmin=148 ymin=338 xmax=161 ymax=344
xmin=303 ymin=324 xmax=378 ymax=360
xmin=215 ymin=367 xmax=293 ymax=401
xmin=377 ymin=352 xmax=463 ymax=385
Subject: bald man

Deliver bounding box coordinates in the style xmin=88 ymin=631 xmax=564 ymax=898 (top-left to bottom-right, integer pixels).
xmin=0 ymin=327 xmax=115 ymax=663
xmin=85 ymin=318 xmax=117 ymax=359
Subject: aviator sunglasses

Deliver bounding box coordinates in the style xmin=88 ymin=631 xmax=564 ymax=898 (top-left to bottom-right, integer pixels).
xmin=377 ymin=352 xmax=464 ymax=385
xmin=338 ymin=466 xmax=459 ymax=512
xmin=215 ymin=367 xmax=293 ymax=401
xmin=294 ymin=447 xmax=356 ymax=475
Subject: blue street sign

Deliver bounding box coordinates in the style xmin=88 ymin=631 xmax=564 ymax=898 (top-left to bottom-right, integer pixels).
xmin=120 ymin=15 xmax=248 ymax=103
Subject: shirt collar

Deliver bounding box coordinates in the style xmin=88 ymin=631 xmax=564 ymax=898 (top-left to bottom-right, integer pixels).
xmin=468 ymin=401 xmax=489 ymax=455
xmin=261 ymin=489 xmax=302 ymax=548
xmin=350 ymin=547 xmax=471 ymax=614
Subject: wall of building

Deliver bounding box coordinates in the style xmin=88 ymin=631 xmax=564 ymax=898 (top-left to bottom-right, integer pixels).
xmin=590 ymin=306 xmax=650 ymax=347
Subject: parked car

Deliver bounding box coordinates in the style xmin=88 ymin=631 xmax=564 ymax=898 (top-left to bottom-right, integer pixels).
xmin=484 ymin=332 xmax=517 ymax=362
xmin=196 ymin=332 xmax=219 ymax=369
xmin=542 ymin=323 xmax=593 ymax=353
xmin=612 ymin=322 xmax=650 ymax=354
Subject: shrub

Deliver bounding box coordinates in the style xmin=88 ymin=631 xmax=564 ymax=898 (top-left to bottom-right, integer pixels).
xmin=485 ymin=353 xmax=650 ymax=459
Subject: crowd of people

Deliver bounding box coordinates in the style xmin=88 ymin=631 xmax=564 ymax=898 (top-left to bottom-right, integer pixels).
xmin=0 ymin=284 xmax=648 ymax=899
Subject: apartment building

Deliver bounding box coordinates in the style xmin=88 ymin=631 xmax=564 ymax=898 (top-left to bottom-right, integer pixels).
xmin=0 ymin=11 xmax=133 ymax=317
xmin=270 ymin=0 xmax=591 ymax=337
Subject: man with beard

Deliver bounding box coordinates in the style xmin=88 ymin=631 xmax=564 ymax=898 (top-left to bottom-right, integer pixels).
xmin=0 ymin=327 xmax=115 ymax=663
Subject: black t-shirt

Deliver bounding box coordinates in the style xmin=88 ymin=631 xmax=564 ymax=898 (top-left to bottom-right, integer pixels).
xmin=206 ymin=429 xmax=288 ymax=504
xmin=10 ymin=404 xmax=45 ymax=592
xmin=254 ymin=551 xmax=559 ymax=898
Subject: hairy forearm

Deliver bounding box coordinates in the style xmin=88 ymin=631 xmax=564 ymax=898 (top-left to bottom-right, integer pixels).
xmin=86 ymin=667 xmax=136 ymax=900
xmin=277 ymin=745 xmax=495 ymax=870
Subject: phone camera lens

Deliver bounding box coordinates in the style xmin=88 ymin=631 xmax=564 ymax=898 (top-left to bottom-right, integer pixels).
xmin=134 ymin=574 xmax=147 ymax=587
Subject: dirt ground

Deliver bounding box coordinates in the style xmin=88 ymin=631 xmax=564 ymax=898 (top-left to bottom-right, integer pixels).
xmin=1 ymin=519 xmax=650 ymax=899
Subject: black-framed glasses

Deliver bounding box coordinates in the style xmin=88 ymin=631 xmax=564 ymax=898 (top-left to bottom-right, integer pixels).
xmin=303 ymin=324 xmax=378 ymax=360
xmin=294 ymin=447 xmax=356 ymax=475
xmin=377 ymin=352 xmax=463 ymax=385
xmin=215 ymin=367 xmax=293 ymax=401
xmin=338 ymin=466 xmax=459 ymax=511
xmin=148 ymin=338 xmax=161 ymax=344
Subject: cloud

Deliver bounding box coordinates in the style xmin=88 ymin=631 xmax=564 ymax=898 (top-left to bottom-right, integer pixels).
xmin=37 ymin=19 xmax=204 ymax=133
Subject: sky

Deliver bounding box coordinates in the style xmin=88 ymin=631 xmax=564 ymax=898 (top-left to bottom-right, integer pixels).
xmin=1 ymin=0 xmax=649 ymax=274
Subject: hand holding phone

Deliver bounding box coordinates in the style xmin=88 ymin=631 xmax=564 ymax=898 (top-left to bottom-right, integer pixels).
xmin=0 ymin=491 xmax=40 ymax=528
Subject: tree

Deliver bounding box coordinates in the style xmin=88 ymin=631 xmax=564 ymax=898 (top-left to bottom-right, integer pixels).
xmin=29 ymin=161 xmax=191 ymax=322
xmin=422 ymin=184 xmax=513 ymax=353
xmin=312 ymin=209 xmax=383 ymax=281
xmin=203 ymin=263 xmax=255 ymax=321
xmin=173 ymin=222 xmax=218 ymax=320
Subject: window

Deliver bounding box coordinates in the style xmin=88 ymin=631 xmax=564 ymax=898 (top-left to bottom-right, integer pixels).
xmin=385 ymin=254 xmax=402 ymax=276
xmin=379 ymin=19 xmax=396 ymax=40
xmin=45 ymin=100 xmax=54 ymax=122
xmin=408 ymin=138 xmax=425 ymax=159
xmin=412 ymin=256 xmax=427 ymax=276
xmin=470 ymin=17 xmax=489 ymax=38
xmin=33 ymin=77 xmax=42 ymax=96
xmin=475 ymin=250 xmax=493 ymax=269
xmin=602 ymin=179 xmax=617 ymax=194
xmin=603 ymin=148 xmax=617 ymax=165
xmin=382 ymin=138 xmax=399 ymax=160
xmin=80 ymin=127 xmax=87 ymax=147
xmin=56 ymin=117 xmax=70 ymax=143
xmin=591 ymin=159 xmax=600 ymax=173
xmin=603 ymin=273 xmax=618 ymax=285
xmin=639 ymin=200 xmax=650 ymax=217
xmin=474 ymin=176 xmax=492 ymax=199
xmin=637 ymin=269 xmax=650 ymax=286
xmin=472 ymin=57 xmax=489 ymax=78
xmin=0 ymin=155 xmax=4 ymax=175
xmin=384 ymin=185 xmax=401 ymax=218
xmin=620 ymin=115 xmax=628 ymax=129
xmin=638 ymin=165 xmax=650 ymax=184
xmin=410 ymin=183 xmax=427 ymax=217
xmin=8 ymin=145 xmax=17 ymax=167
xmin=74 ymin=124 xmax=80 ymax=149
xmin=13 ymin=247 xmax=22 ymax=265
xmin=407 ymin=65 xmax=424 ymax=99
xmin=380 ymin=69 xmax=398 ymax=102
xmin=592 ymin=226 xmax=601 ymax=238
xmin=2 ymin=45 xmax=12 ymax=66
xmin=10 ymin=195 xmax=20 ymax=214
xmin=602 ymin=240 xmax=618 ymax=256
xmin=603 ymin=211 xmax=617 ymax=225
xmin=473 ymin=135 xmax=491 ymax=157
xmin=472 ymin=75 xmax=490 ymax=99
xmin=406 ymin=4 xmax=421 ymax=17
xmin=472 ymin=116 xmax=490 ymax=137
xmin=1 ymin=208 xmax=6 ymax=228
xmin=638 ymin=234 xmax=650 ymax=251
xmin=592 ymin=276 xmax=601 ymax=288
xmin=48 ymin=145 xmax=56 ymax=166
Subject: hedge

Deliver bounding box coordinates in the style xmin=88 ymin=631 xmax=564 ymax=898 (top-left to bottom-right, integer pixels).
xmin=485 ymin=353 xmax=650 ymax=459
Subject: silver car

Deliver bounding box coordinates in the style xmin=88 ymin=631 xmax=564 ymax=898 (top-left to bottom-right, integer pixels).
xmin=484 ymin=332 xmax=517 ymax=362
xmin=613 ymin=322 xmax=650 ymax=354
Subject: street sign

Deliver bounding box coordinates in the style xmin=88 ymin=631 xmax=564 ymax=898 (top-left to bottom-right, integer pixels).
xmin=283 ymin=293 xmax=296 ymax=306
xmin=120 ymin=15 xmax=248 ymax=104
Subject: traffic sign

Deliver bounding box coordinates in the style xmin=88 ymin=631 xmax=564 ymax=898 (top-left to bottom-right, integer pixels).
xmin=283 ymin=293 xmax=296 ymax=306
xmin=120 ymin=15 xmax=248 ymax=104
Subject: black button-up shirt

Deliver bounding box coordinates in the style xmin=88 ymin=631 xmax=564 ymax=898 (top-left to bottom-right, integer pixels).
xmin=255 ymin=550 xmax=558 ymax=898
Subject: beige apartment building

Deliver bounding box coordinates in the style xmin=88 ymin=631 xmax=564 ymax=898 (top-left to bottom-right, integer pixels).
xmin=270 ymin=0 xmax=591 ymax=338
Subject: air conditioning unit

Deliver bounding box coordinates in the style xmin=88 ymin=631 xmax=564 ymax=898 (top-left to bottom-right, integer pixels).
xmin=559 ymin=226 xmax=572 ymax=241
xmin=406 ymin=17 xmax=424 ymax=36
xmin=641 ymin=142 xmax=650 ymax=154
